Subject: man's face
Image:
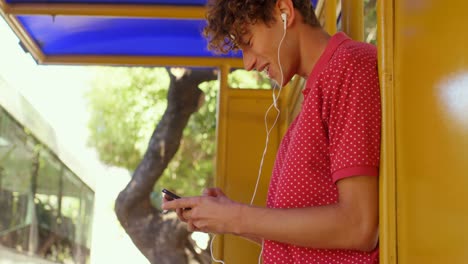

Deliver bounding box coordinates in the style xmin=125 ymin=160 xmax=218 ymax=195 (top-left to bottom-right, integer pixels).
xmin=239 ymin=20 xmax=296 ymax=86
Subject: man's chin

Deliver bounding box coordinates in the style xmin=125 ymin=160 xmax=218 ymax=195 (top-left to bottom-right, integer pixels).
xmin=271 ymin=77 xmax=287 ymax=88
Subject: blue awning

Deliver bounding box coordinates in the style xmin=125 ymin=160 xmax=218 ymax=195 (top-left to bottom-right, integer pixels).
xmin=1 ymin=0 xmax=324 ymax=67
xmin=17 ymin=16 xmax=225 ymax=57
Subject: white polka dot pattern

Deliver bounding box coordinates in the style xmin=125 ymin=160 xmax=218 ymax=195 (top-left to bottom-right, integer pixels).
xmin=263 ymin=32 xmax=381 ymax=264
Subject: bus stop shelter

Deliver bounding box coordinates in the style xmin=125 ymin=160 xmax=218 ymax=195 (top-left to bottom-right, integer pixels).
xmin=0 ymin=0 xmax=368 ymax=263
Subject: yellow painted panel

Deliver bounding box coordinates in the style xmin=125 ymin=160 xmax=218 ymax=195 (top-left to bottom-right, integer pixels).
xmin=219 ymin=90 xmax=283 ymax=263
xmin=223 ymin=91 xmax=281 ymax=205
xmin=394 ymin=0 xmax=468 ymax=263
xmin=213 ymin=66 xmax=304 ymax=261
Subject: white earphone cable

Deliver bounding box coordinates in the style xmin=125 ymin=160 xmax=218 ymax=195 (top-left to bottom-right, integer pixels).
xmin=210 ymin=14 xmax=287 ymax=264
xmin=210 ymin=234 xmax=225 ymax=264
xmin=249 ymin=16 xmax=287 ymax=206
xmin=250 ymin=15 xmax=287 ymax=264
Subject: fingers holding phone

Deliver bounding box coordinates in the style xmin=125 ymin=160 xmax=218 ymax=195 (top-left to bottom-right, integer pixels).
xmin=162 ymin=188 xmax=214 ymax=232
xmin=161 ymin=187 xmax=242 ymax=234
xmin=161 ymin=189 xmax=186 ymax=221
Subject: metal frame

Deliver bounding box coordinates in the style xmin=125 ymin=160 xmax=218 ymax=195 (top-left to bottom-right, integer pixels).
xmin=324 ymin=0 xmax=337 ymax=35
xmin=213 ymin=64 xmax=229 ymax=261
xmin=1 ymin=2 xmax=206 ymax=19
xmin=377 ymin=0 xmax=397 ymax=263
xmin=341 ymin=0 xmax=364 ymax=41
xmin=45 ymin=55 xmax=244 ymax=68
xmin=0 ymin=4 xmax=46 ymax=63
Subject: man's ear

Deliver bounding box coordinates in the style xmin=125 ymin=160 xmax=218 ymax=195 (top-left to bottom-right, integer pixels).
xmin=276 ymin=0 xmax=295 ymax=28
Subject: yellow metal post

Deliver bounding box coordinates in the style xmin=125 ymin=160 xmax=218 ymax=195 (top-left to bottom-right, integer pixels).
xmin=341 ymin=0 xmax=364 ymax=41
xmin=213 ymin=64 xmax=230 ymax=262
xmin=376 ymin=0 xmax=397 ymax=263
xmin=325 ymin=0 xmax=337 ymax=35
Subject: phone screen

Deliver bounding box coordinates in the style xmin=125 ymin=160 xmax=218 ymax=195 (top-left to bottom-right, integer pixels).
xmin=162 ymin=189 xmax=181 ymax=201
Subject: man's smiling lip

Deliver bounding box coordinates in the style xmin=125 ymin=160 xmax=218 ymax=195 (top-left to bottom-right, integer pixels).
xmin=258 ymin=64 xmax=270 ymax=77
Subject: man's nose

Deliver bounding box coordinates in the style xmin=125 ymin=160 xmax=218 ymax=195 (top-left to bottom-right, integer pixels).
xmin=242 ymin=50 xmax=256 ymax=71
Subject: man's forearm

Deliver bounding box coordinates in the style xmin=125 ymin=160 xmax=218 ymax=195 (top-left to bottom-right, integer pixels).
xmin=235 ymin=203 xmax=377 ymax=251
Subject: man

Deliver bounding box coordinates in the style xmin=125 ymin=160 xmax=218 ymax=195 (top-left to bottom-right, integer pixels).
xmin=163 ymin=0 xmax=381 ymax=263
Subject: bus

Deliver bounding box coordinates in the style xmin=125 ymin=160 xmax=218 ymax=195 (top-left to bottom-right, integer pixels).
xmin=0 ymin=76 xmax=95 ymax=264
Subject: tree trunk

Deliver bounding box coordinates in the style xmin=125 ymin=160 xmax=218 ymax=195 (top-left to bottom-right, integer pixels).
xmin=114 ymin=68 xmax=217 ymax=264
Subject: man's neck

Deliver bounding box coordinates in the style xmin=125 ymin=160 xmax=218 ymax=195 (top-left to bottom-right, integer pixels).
xmin=297 ymin=26 xmax=331 ymax=79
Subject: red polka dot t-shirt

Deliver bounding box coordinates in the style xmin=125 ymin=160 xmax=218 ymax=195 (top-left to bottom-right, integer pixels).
xmin=263 ymin=32 xmax=381 ymax=264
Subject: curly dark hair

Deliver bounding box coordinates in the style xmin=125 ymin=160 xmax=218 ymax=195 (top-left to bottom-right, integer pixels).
xmin=203 ymin=0 xmax=320 ymax=54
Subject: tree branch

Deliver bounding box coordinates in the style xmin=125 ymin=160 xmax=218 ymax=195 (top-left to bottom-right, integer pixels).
xmin=114 ymin=68 xmax=217 ymax=263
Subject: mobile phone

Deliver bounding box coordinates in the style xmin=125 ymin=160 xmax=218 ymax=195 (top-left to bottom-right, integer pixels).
xmin=161 ymin=189 xmax=191 ymax=211
xmin=162 ymin=188 xmax=181 ymax=201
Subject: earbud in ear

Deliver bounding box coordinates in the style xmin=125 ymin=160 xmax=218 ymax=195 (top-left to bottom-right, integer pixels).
xmin=281 ymin=13 xmax=287 ymax=29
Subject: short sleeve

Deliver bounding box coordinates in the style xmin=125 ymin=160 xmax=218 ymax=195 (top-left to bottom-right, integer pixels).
xmin=326 ymin=45 xmax=381 ymax=183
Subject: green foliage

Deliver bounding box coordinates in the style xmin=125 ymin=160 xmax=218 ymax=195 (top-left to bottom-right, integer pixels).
xmin=86 ymin=67 xmax=271 ymax=197
xmin=154 ymin=77 xmax=218 ymax=196
xmin=364 ymin=0 xmax=377 ymax=45
xmin=229 ymin=69 xmax=272 ymax=89
xmin=86 ymin=67 xmax=169 ymax=170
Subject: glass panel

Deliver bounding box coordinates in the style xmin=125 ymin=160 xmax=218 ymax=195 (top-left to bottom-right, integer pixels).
xmin=79 ymin=188 xmax=94 ymax=264
xmin=35 ymin=148 xmax=63 ymax=262
xmin=62 ymin=169 xmax=83 ymax=263
xmin=58 ymin=168 xmax=95 ymax=264
xmin=0 ymin=104 xmax=95 ymax=263
xmin=0 ymin=108 xmax=34 ymax=254
xmin=35 ymin=149 xmax=61 ymax=232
